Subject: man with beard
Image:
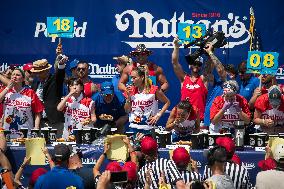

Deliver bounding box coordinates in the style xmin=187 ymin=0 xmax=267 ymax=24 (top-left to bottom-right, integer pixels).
xmin=172 ymin=36 xmax=210 ymax=121
xmin=118 ymin=44 xmax=169 ymax=93
xmin=76 ymin=60 xmax=99 ymax=98
xmin=238 ymin=61 xmax=260 ymax=109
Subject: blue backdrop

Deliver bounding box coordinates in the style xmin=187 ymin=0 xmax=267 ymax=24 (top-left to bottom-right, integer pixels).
xmin=0 ymin=0 xmax=283 ymax=113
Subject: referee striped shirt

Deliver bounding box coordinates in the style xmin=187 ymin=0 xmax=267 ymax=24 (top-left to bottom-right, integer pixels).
xmin=179 ymin=170 xmax=202 ymax=184
xmin=137 ymin=158 xmax=183 ymax=189
xmin=203 ymin=162 xmax=252 ymax=189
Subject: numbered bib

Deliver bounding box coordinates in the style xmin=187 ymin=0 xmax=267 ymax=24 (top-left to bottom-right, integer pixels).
xmin=177 ymin=23 xmax=206 ymax=44
xmin=246 ymin=51 xmax=279 ymax=75
xmin=47 ymin=17 xmax=74 ymax=38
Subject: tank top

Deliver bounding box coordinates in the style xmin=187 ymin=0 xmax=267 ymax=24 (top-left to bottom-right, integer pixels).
xmin=181 ymin=75 xmax=207 ymax=120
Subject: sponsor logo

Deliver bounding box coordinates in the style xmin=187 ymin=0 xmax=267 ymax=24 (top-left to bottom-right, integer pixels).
xmin=34 ymin=21 xmax=87 ymax=42
xmin=242 ymin=162 xmax=255 ymax=170
xmin=89 ymin=63 xmax=118 ymax=79
xmin=276 ymin=67 xmax=284 ymax=80
xmin=115 ymin=10 xmax=250 ymax=48
xmin=132 ymin=99 xmax=154 ymax=111
xmin=186 ymin=84 xmax=200 ymax=90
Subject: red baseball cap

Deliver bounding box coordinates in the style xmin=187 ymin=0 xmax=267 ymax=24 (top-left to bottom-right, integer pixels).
xmin=29 ymin=168 xmax=48 ymax=186
xmin=122 ymin=161 xmax=137 ymax=182
xmin=258 ymin=158 xmax=277 ymax=171
xmin=231 ymin=153 xmax=241 ymax=165
xmin=23 ymin=63 xmax=33 ymax=71
xmin=141 ymin=136 xmax=158 ymax=155
xmin=172 ymin=147 xmax=190 ymax=166
xmin=106 ymin=161 xmax=123 ymax=172
xmin=216 ymin=137 xmax=236 ymax=154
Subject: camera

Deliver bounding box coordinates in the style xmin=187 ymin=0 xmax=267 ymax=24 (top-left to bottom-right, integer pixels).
xmin=184 ymin=30 xmax=227 ymax=65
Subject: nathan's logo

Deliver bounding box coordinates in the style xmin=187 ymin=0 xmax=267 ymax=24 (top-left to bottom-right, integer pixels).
xmin=276 ymin=67 xmax=284 ymax=80
xmin=88 ymin=63 xmax=118 ymax=79
xmin=34 ymin=21 xmax=87 ymax=42
xmin=242 ymin=162 xmax=255 ymax=170
xmin=115 ymin=10 xmax=250 ymax=48
xmin=132 ymin=100 xmax=154 ymax=111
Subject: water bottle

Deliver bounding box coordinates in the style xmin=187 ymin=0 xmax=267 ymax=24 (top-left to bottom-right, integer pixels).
xmin=234 ymin=121 xmax=245 ymax=151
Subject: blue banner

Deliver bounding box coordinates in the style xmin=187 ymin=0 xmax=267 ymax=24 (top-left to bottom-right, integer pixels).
xmin=0 ymin=0 xmax=283 ymax=112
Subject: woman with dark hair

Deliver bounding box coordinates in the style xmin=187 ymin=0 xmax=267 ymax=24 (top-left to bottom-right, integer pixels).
xmin=0 ymin=68 xmax=44 ymax=138
xmin=124 ymin=65 xmax=170 ymax=134
xmin=57 ymin=77 xmax=96 ymax=139
xmin=166 ymin=99 xmax=200 ymax=142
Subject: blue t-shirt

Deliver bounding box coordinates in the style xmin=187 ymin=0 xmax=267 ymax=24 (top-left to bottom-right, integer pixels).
xmin=239 ymin=76 xmax=260 ymax=101
xmin=204 ymin=78 xmax=224 ymax=127
xmin=92 ymin=93 xmax=126 ymax=126
xmin=34 ymin=166 xmax=84 ymax=189
xmin=111 ymin=75 xmax=125 ymax=103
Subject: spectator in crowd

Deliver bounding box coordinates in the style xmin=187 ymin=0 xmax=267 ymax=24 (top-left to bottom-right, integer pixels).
xmin=238 ymin=61 xmax=260 ymax=109
xmin=68 ymin=149 xmax=96 ymax=189
xmin=76 ymin=60 xmax=99 ymax=98
xmin=31 ymin=58 xmax=67 ymax=137
xmin=2 ymin=65 xmax=17 ymax=79
xmin=203 ymin=137 xmax=252 ymax=189
xmin=119 ymin=44 xmax=169 ymax=93
xmin=0 ymin=68 xmax=44 ymax=138
xmin=112 ymin=55 xmax=132 ymax=102
xmin=34 ymin=144 xmax=84 ymax=189
xmin=210 ymin=80 xmax=251 ymax=134
xmin=166 ymin=99 xmax=200 ymax=142
xmin=255 ymin=138 xmax=284 ymax=188
xmin=172 ymin=36 xmax=209 ymax=121
xmin=206 ymin=146 xmax=234 ymax=189
xmin=14 ymin=156 xmax=48 ymax=189
xmin=254 ymin=85 xmax=284 ymax=134
xmin=22 ymin=63 xmax=34 ymax=87
xmin=172 ymin=147 xmax=202 ymax=184
xmin=124 ymin=66 xmax=170 ymax=135
xmin=93 ymin=81 xmax=128 ymax=134
xmin=0 ymin=129 xmax=12 ymax=189
xmin=137 ymin=136 xmax=186 ymax=189
xmin=57 ymin=78 xmax=96 ymax=140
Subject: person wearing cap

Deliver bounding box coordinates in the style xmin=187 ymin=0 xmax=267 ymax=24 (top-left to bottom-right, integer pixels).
xmin=118 ymin=43 xmax=169 ymax=94
xmin=112 ymin=55 xmax=131 ymax=103
xmin=34 ymin=144 xmax=84 ymax=189
xmin=93 ymin=81 xmax=127 ymax=134
xmin=206 ymin=146 xmax=234 ymax=189
xmin=22 ymin=63 xmax=34 ymax=87
xmin=254 ymin=85 xmax=284 ymax=134
xmin=255 ymin=138 xmax=284 ymax=189
xmin=124 ymin=66 xmax=170 ymax=135
xmin=203 ymin=137 xmax=252 ymax=189
xmin=31 ymin=57 xmax=68 ymax=137
xmin=172 ymin=147 xmax=202 ymax=184
xmin=166 ymin=99 xmax=200 ymax=142
xmin=76 ymin=60 xmax=99 ymax=98
xmin=57 ymin=77 xmax=96 ymax=140
xmin=0 ymin=68 xmax=44 ymax=138
xmin=68 ymin=59 xmax=79 ymax=78
xmin=137 ymin=136 xmax=186 ymax=189
xmin=172 ymin=36 xmax=209 ymax=121
xmin=210 ymin=80 xmax=251 ymax=134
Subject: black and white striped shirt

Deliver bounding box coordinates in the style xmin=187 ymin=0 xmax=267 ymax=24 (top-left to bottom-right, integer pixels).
xmin=137 ymin=158 xmax=183 ymax=189
xmin=203 ymin=162 xmax=252 ymax=189
xmin=179 ymin=170 xmax=202 ymax=184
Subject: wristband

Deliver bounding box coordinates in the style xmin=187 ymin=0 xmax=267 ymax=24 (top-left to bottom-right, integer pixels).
xmin=156 ymin=113 xmax=162 ymax=118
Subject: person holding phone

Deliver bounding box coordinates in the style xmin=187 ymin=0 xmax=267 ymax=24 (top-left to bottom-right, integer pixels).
xmin=210 ymin=80 xmax=251 ymax=134
xmin=166 ymin=99 xmax=200 ymax=142
xmin=124 ymin=66 xmax=170 ymax=135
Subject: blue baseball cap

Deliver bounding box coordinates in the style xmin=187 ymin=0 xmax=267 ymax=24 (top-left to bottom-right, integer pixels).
xmin=101 ymin=81 xmax=114 ymax=95
xmin=69 ymin=59 xmax=79 ymax=70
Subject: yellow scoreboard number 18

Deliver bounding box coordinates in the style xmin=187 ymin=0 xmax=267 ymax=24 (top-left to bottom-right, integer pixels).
xmin=53 ymin=18 xmax=71 ymax=32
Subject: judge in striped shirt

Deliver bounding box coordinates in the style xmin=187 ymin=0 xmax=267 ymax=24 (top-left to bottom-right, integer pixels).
xmin=172 ymin=147 xmax=202 ymax=184
xmin=137 ymin=136 xmax=186 ymax=189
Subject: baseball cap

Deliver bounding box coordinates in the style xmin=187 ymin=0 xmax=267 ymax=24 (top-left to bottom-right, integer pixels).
xmin=106 ymin=161 xmax=123 ymax=172
xmin=53 ymin=144 xmax=72 ymax=162
xmin=69 ymin=59 xmax=79 ymax=70
xmin=141 ymin=136 xmax=158 ymax=155
xmin=172 ymin=147 xmax=190 ymax=166
xmin=23 ymin=63 xmax=33 ymax=71
xmin=231 ymin=153 xmax=241 ymax=165
xmin=101 ymin=81 xmax=114 ymax=95
xmin=122 ymin=161 xmax=137 ymax=182
xmin=29 ymin=168 xmax=48 ymax=186
xmin=258 ymin=158 xmax=277 ymax=171
xmin=268 ymin=85 xmax=282 ymax=107
xmin=216 ymin=137 xmax=236 ymax=154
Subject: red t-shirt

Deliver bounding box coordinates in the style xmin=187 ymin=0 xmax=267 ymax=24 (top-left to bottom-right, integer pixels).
xmin=180 ymin=75 xmax=207 ymax=120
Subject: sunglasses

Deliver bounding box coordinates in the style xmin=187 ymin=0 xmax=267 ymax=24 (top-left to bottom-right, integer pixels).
xmin=77 ymin=68 xmax=87 ymax=71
